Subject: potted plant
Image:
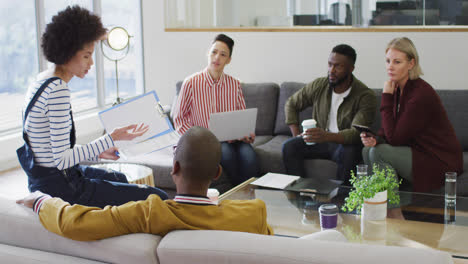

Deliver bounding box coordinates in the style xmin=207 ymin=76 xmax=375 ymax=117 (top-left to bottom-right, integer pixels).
xmin=342 ymin=164 xmax=402 ymax=220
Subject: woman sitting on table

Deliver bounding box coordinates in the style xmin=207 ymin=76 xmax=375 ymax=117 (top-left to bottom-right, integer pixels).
xmin=361 ymin=37 xmax=463 ymax=192
xmin=18 ymin=6 xmax=167 ymax=208
xmin=172 ymin=34 xmax=259 ymax=185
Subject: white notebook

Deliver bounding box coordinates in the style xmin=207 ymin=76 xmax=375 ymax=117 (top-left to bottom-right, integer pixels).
xmin=251 ymin=173 xmax=300 ymax=190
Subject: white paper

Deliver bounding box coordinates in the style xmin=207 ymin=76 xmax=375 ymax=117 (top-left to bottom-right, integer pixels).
xmin=251 ymin=173 xmax=300 ymax=189
xmin=98 ymin=91 xmax=178 ymax=157
xmin=120 ymin=131 xmax=180 ymax=157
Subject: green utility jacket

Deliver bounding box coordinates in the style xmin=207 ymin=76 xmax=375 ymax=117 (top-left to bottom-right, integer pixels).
xmin=285 ymin=76 xmax=376 ymax=145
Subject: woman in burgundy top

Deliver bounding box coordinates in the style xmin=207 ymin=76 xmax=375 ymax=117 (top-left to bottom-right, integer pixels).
xmin=361 ymin=37 xmax=463 ymax=193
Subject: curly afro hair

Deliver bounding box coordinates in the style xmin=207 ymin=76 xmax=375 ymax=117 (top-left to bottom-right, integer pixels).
xmin=41 ymin=5 xmax=106 ymax=65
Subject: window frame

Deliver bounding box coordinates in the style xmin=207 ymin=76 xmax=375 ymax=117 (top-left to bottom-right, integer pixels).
xmin=164 ymin=0 xmax=468 ymax=31
xmin=0 ymin=0 xmax=145 ymax=135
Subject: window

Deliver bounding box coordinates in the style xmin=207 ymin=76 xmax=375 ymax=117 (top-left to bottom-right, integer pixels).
xmin=165 ymin=0 xmax=468 ymax=28
xmin=0 ymin=1 xmax=38 ymax=132
xmin=101 ymin=0 xmax=145 ymax=105
xmin=0 ymin=0 xmax=145 ymax=133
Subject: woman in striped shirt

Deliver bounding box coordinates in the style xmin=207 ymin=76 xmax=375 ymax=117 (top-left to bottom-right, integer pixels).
xmin=18 ymin=6 xmax=167 ymax=208
xmin=172 ymin=34 xmax=259 ymax=185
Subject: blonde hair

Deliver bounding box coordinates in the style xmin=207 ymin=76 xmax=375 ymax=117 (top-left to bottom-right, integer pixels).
xmin=386 ymin=37 xmax=423 ymax=80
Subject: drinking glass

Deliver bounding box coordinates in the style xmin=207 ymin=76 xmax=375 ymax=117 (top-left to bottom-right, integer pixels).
xmin=445 ymin=172 xmax=457 ymax=205
xmin=356 ymin=164 xmax=368 ymax=178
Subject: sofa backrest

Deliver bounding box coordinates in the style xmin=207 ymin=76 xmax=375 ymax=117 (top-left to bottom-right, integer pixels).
xmin=369 ymin=89 xmax=383 ymax=133
xmin=436 ymin=90 xmax=468 ymax=151
xmin=242 ymin=83 xmax=279 ymax=135
xmin=174 ymin=81 xmax=279 ymax=136
xmin=274 ymin=82 xmax=313 ymax=135
xmin=274 ymin=83 xmax=467 ymax=151
xmin=157 ymin=230 xmax=453 ymax=264
xmin=0 ymin=196 xmax=162 ymax=264
xmin=175 ymin=81 xmax=468 ymax=150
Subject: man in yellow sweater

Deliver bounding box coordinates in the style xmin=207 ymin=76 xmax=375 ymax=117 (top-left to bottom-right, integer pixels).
xmin=17 ymin=126 xmax=273 ymax=241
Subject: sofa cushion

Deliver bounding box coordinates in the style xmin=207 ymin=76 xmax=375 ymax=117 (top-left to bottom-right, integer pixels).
xmin=242 ymin=83 xmax=279 ymax=136
xmin=0 ymin=196 xmax=162 ymax=264
xmin=370 ymin=89 xmax=383 ymax=132
xmin=0 ymin=244 xmax=105 ymax=264
xmin=157 ymin=230 xmax=452 ymax=264
xmin=437 ymin=90 xmax=468 ymax=151
xmin=254 ymin=135 xmax=338 ymax=179
xmin=299 ymin=230 xmax=348 ymax=242
xmin=274 ymin=82 xmax=312 ymax=135
xmin=253 ymin=135 xmax=274 ymax=147
xmin=457 ymin=152 xmax=468 ymax=195
xmin=254 ymin=135 xmax=290 ymax=174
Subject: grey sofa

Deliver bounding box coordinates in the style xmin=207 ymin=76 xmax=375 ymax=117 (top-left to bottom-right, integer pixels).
xmin=91 ymin=82 xmax=467 ymax=195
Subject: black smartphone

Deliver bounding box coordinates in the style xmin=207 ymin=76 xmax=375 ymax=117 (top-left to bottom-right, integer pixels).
xmin=352 ymin=124 xmax=376 ymax=136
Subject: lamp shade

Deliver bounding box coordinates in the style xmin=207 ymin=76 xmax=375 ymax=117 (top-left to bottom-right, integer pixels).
xmin=107 ymin=27 xmax=129 ymax=51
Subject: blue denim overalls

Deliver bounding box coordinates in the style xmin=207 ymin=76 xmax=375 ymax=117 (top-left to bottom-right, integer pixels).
xmin=17 ymin=77 xmax=167 ymax=208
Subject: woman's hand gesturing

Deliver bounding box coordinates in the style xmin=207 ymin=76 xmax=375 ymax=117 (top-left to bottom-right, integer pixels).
xmin=110 ymin=123 xmax=149 ymax=141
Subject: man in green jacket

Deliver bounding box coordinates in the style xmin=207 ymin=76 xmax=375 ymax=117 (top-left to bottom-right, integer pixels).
xmin=283 ymin=44 xmax=376 ymax=184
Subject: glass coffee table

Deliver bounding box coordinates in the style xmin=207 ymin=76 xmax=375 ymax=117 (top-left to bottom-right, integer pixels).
xmin=220 ymin=178 xmax=468 ymax=262
xmin=91 ymin=163 xmax=155 ymax=186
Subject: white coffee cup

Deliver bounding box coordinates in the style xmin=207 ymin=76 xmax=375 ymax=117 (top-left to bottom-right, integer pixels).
xmin=301 ymin=119 xmax=317 ymax=145
xmin=207 ymin=188 xmax=219 ymax=205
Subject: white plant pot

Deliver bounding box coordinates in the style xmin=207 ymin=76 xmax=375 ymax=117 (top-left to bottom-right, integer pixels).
xmin=361 ymin=218 xmax=387 ymax=242
xmin=361 ymin=190 xmax=387 ymax=221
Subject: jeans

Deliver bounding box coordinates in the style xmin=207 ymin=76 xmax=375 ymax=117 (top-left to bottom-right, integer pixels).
xmin=221 ymin=142 xmax=259 ymax=186
xmin=28 ymin=165 xmax=168 ymax=208
xmin=282 ymin=137 xmax=362 ymax=184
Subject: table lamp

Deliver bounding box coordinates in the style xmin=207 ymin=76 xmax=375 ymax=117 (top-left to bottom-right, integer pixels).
xmin=101 ymin=26 xmax=131 ymax=105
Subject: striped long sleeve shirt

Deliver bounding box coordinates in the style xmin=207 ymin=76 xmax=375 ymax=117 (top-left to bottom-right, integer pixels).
xmin=172 ymin=68 xmax=246 ymax=135
xmin=23 ymin=78 xmax=114 ymax=170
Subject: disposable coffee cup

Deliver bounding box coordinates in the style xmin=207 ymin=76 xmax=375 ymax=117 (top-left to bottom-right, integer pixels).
xmin=319 ymin=204 xmax=338 ymax=230
xmin=207 ymin=188 xmax=219 ymax=205
xmin=301 ymin=119 xmax=317 ymax=145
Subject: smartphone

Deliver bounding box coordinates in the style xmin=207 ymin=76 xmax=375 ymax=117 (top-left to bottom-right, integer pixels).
xmin=352 ymin=124 xmax=376 ymax=136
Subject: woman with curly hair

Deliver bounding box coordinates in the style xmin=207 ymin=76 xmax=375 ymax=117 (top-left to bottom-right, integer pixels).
xmin=18 ymin=5 xmax=167 ymax=208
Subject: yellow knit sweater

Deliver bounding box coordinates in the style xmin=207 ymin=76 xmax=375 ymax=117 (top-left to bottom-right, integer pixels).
xmin=39 ymin=195 xmax=273 ymax=241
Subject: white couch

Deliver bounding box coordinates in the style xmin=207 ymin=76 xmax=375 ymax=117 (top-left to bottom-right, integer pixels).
xmin=0 ymin=196 xmax=453 ymax=264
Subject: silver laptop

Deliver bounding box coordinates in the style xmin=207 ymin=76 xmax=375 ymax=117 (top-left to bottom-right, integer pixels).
xmin=208 ymin=108 xmax=257 ymax=142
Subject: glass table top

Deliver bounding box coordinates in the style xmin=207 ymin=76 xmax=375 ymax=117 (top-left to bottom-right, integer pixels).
xmin=220 ymin=178 xmax=468 ymax=259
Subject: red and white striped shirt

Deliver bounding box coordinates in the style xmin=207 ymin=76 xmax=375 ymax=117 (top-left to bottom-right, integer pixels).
xmin=173 ymin=68 xmax=246 ymax=135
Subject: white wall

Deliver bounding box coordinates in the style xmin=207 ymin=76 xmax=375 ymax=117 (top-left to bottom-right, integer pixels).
xmin=143 ymin=0 xmax=468 ymax=107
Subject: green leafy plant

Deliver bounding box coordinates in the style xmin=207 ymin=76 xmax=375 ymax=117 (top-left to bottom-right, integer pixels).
xmin=342 ymin=164 xmax=402 ymax=213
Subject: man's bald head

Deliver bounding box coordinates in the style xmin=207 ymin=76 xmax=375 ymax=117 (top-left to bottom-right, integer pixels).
xmin=174 ymin=126 xmax=221 ymax=182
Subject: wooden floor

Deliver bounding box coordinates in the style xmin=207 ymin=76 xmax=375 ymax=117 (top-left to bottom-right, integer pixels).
xmin=0 ymin=167 xmax=28 ymax=200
